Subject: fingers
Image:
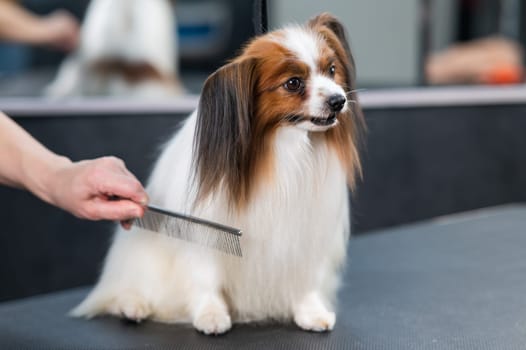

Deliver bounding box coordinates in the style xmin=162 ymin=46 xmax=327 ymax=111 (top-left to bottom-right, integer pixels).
xmin=82 ymin=197 xmax=146 ymax=222
xmin=64 ymin=157 xmax=150 ymax=223
xmin=44 ymin=10 xmax=80 ymax=51
xmin=120 ymin=219 xmax=133 ymax=230
xmin=98 ymin=174 xmax=148 ymax=205
xmin=90 ymin=157 xmax=149 ymax=206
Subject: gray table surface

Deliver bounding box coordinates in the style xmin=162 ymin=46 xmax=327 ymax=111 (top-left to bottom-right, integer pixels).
xmin=1 ymin=204 xmax=526 ymax=349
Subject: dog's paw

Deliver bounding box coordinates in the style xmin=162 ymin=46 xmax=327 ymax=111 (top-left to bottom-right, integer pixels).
xmin=111 ymin=294 xmax=152 ymax=322
xmin=294 ymin=308 xmax=335 ymax=332
xmin=193 ymin=310 xmax=232 ymax=335
xmin=294 ymin=292 xmax=335 ymax=332
xmin=192 ymin=298 xmax=232 ymax=335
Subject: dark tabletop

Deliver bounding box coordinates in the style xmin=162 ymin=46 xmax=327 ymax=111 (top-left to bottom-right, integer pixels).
xmin=1 ymin=205 xmax=526 ymax=349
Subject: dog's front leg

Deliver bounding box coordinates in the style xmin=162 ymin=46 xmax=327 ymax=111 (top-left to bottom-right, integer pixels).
xmin=293 ymin=291 xmax=336 ymax=332
xmin=186 ymin=256 xmax=231 ymax=335
xmin=191 ymin=292 xmax=231 ymax=335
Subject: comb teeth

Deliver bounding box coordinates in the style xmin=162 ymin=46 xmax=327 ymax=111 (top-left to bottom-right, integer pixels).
xmin=133 ymin=205 xmax=243 ymax=257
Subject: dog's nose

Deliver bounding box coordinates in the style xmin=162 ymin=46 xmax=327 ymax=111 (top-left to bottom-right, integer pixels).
xmin=327 ymin=94 xmax=346 ymax=112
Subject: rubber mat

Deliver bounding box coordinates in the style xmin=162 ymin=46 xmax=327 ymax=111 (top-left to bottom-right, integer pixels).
xmin=1 ymin=205 xmax=526 ymax=349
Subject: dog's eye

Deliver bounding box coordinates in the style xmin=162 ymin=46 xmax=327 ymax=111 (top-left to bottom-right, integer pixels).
xmin=284 ymin=77 xmax=303 ymax=92
xmin=329 ymin=64 xmax=336 ymax=76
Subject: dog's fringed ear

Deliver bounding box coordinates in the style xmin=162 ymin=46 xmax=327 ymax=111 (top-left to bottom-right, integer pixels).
xmin=308 ymin=13 xmax=363 ymax=126
xmin=309 ymin=13 xmax=366 ymax=188
xmin=193 ymin=58 xmax=258 ymax=208
xmin=309 ymin=13 xmax=355 ymax=90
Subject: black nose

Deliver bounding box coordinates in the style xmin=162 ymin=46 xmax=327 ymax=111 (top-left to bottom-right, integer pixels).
xmin=327 ymin=94 xmax=346 ymax=112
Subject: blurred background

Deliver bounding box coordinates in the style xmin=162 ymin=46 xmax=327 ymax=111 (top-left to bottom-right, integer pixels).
xmin=0 ymin=0 xmax=524 ymax=95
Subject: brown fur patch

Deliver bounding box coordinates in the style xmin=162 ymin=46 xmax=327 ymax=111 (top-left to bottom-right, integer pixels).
xmin=91 ymin=59 xmax=175 ymax=85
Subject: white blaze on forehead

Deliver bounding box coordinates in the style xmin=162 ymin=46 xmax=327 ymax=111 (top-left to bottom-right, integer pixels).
xmin=280 ymin=26 xmax=321 ymax=72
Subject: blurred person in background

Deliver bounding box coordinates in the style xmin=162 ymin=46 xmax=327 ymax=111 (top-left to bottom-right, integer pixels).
xmin=0 ymin=0 xmax=79 ymax=52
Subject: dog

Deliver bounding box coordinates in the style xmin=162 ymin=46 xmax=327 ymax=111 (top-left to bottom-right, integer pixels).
xmin=45 ymin=0 xmax=183 ymax=97
xmin=71 ymin=13 xmax=364 ymax=334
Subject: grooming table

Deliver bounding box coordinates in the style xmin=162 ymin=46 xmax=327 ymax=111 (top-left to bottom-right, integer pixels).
xmin=2 ymin=205 xmax=526 ymax=349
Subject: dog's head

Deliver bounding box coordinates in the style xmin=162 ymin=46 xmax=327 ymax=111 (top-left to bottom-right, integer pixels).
xmin=193 ymin=13 xmax=364 ymax=209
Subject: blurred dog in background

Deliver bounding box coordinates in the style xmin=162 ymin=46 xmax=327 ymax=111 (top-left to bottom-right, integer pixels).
xmin=46 ymin=0 xmax=183 ymax=98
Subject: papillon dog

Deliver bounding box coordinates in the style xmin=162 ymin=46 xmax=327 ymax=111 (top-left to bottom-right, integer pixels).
xmin=45 ymin=0 xmax=183 ymax=97
xmin=72 ymin=13 xmax=364 ymax=334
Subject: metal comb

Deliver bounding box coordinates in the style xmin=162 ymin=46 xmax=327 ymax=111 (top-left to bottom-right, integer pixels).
xmin=133 ymin=205 xmax=243 ymax=257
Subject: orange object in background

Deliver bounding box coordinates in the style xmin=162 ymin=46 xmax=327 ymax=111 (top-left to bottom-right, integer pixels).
xmin=426 ymin=36 xmax=525 ymax=85
xmin=482 ymin=65 xmax=524 ymax=85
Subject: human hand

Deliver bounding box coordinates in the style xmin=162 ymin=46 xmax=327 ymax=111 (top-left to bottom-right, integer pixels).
xmin=41 ymin=10 xmax=80 ymax=51
xmin=48 ymin=156 xmax=148 ymax=229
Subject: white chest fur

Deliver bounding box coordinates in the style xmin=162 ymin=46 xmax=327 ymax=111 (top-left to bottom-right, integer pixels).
xmin=219 ymin=128 xmax=350 ymax=321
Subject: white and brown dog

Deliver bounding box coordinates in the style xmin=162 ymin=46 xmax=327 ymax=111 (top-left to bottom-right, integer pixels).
xmin=46 ymin=0 xmax=183 ymax=97
xmin=72 ymin=13 xmax=364 ymax=334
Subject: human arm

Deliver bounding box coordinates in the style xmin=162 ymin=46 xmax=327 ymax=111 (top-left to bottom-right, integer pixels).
xmin=0 ymin=112 xmax=148 ymax=223
xmin=0 ymin=1 xmax=79 ymax=51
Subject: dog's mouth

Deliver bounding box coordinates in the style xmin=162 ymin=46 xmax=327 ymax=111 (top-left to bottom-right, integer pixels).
xmin=287 ymin=113 xmax=338 ymax=127
xmin=311 ymin=114 xmax=338 ymax=126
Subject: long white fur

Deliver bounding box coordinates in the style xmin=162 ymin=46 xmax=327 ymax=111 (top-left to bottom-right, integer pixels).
xmin=45 ymin=0 xmax=182 ymax=98
xmin=72 ymin=25 xmax=351 ymax=334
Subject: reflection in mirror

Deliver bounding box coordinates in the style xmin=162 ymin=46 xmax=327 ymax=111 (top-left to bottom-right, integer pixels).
xmin=270 ymin=0 xmax=525 ymax=89
xmin=0 ymin=0 xmax=256 ymax=99
xmin=424 ymin=0 xmax=524 ymax=86
xmin=0 ymin=0 xmax=524 ymax=99
xmin=44 ymin=0 xmax=185 ymax=98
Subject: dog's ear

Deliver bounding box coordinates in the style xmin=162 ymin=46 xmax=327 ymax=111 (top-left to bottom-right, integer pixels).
xmin=310 ymin=13 xmax=365 ymax=188
xmin=193 ymin=58 xmax=258 ymax=207
xmin=308 ymin=13 xmax=363 ymax=127
xmin=309 ymin=13 xmax=355 ymax=91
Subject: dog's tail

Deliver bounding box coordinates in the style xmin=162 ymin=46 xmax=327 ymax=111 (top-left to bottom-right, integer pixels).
xmin=69 ymin=287 xmax=112 ymax=319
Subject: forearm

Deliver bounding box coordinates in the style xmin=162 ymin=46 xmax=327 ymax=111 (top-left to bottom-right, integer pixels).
xmin=0 ymin=1 xmax=51 ymax=44
xmin=0 ymin=113 xmax=71 ymax=204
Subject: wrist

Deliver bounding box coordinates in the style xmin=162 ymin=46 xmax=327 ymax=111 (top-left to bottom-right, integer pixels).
xmin=27 ymin=154 xmax=72 ymax=206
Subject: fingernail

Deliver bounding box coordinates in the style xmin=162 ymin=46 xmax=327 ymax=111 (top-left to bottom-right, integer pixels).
xmin=121 ymin=220 xmax=132 ymax=230
xmin=140 ymin=195 xmax=149 ymax=206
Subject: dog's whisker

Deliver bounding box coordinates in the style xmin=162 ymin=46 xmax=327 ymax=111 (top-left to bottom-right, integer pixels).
xmin=283 ymin=114 xmax=303 ymax=123
xmin=344 ymin=88 xmax=367 ymax=95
